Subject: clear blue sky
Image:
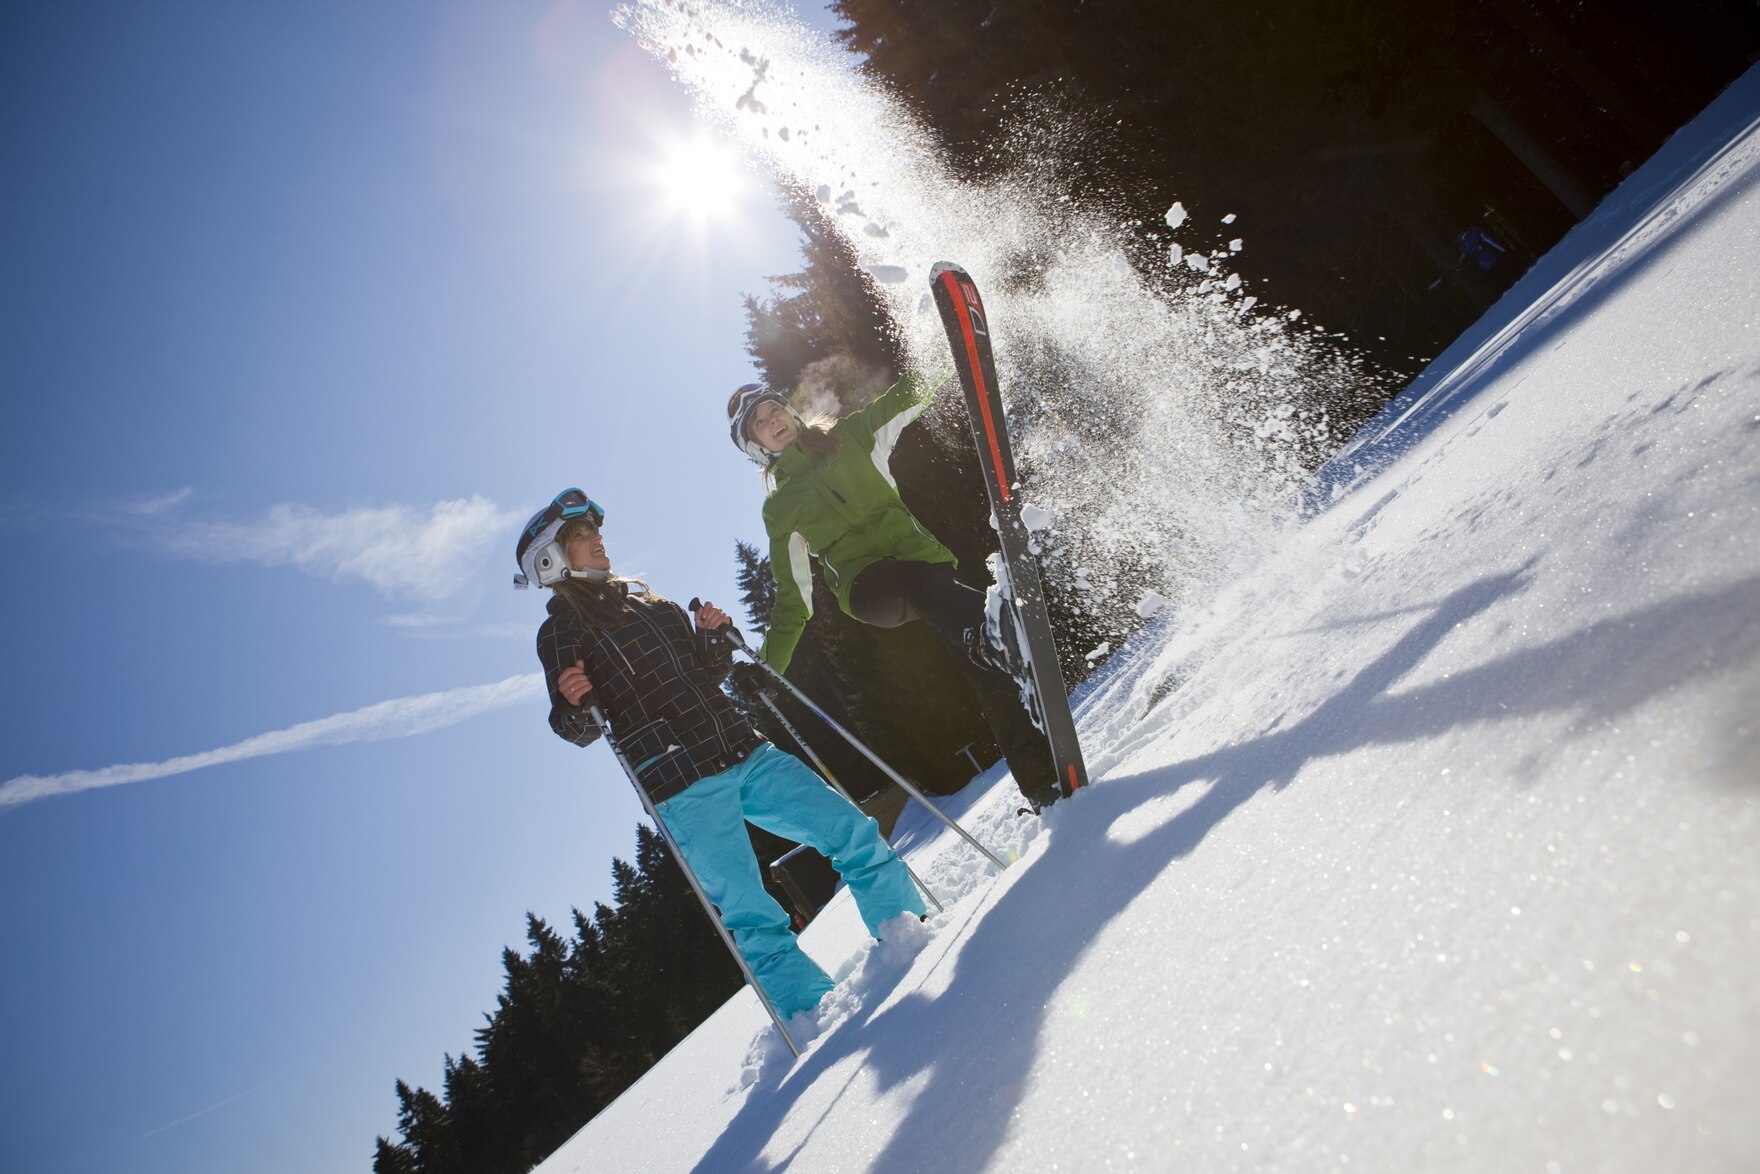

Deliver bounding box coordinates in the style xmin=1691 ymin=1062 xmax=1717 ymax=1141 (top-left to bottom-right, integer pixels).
xmin=0 ymin=2 xmax=839 ymax=1170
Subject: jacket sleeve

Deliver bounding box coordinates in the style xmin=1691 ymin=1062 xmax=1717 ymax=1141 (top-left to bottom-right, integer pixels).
xmin=851 ymin=369 xmax=951 ymax=442
xmin=537 ymin=614 xmax=602 ymax=748
xmin=756 ymin=524 xmax=814 ymax=674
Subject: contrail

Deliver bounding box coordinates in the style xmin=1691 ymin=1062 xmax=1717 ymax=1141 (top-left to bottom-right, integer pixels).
xmin=0 ymin=674 xmax=545 ymax=810
xmin=140 ymin=1085 xmax=261 ymax=1139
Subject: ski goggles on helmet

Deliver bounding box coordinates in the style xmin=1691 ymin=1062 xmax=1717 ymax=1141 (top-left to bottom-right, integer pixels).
xmin=514 ymin=488 xmax=605 ymax=590
xmin=545 ymin=488 xmax=603 ymax=530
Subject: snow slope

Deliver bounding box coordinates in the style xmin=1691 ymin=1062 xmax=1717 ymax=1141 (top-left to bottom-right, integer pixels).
xmin=538 ymin=68 xmax=1760 ymax=1174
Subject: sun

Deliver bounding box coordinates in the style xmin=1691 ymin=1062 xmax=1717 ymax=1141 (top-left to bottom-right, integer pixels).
xmin=652 ymin=131 xmax=748 ymax=224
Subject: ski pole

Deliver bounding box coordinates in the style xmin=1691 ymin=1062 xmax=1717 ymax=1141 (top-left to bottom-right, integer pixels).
xmin=693 ymin=601 xmax=1008 ymax=872
xmin=756 ymin=689 xmax=944 ymax=914
xmin=586 ymin=702 xmax=802 ymax=1058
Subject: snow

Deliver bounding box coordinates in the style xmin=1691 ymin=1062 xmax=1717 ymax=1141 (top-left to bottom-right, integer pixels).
xmin=1164 ymin=200 xmax=1188 ymax=229
xmin=1134 ymin=590 xmax=1167 ymax=619
xmin=865 ymin=263 xmax=908 ymax=284
xmin=1020 ymin=503 xmax=1053 ymax=532
xmin=535 ymin=69 xmax=1760 ymax=1174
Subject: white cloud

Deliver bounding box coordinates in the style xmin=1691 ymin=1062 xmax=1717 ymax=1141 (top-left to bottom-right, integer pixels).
xmin=382 ymin=614 xmax=532 ymax=641
xmin=128 ymin=487 xmax=195 ymax=515
xmin=0 ymin=674 xmax=544 ymax=810
xmin=382 ymin=612 xmax=462 ymax=628
xmin=167 ymin=496 xmax=517 ymax=601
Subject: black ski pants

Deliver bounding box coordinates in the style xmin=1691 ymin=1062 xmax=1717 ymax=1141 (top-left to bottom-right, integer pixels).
xmin=847 ymin=558 xmax=1058 ymax=806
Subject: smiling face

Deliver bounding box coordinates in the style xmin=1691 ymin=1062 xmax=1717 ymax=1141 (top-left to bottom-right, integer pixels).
xmin=561 ymin=520 xmax=611 ymax=574
xmin=749 ymin=399 xmax=799 ymax=454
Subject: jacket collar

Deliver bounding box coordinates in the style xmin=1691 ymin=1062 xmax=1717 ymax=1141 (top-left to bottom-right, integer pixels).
xmin=772 ymin=442 xmax=815 ymax=483
xmin=545 ymin=581 xmax=630 ymax=617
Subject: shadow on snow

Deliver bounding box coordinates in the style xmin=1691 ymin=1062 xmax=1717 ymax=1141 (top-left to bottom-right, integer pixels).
xmin=693 ymin=562 xmax=1760 ymax=1172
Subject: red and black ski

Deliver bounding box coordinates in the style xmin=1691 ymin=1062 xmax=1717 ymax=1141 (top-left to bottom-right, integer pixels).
xmin=930 ymin=261 xmax=1089 ymax=799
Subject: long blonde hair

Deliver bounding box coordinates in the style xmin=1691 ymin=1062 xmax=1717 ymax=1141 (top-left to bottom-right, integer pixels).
xmin=553 ymin=574 xmax=656 ymax=629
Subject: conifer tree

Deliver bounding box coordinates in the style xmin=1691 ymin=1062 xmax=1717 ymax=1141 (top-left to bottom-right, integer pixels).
xmin=371 ymin=1136 xmax=418 ymax=1174
xmin=743 ymin=194 xmax=903 ymax=389
xmin=380 ymin=7 xmax=1760 ymax=1166
xmin=386 ymin=1080 xmax=464 ymax=1174
xmin=379 ymin=827 xmax=752 ymax=1173
xmin=733 ymin=539 xmax=776 ymax=633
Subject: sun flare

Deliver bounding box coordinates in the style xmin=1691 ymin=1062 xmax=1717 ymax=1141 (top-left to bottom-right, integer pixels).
xmin=653 ymin=132 xmax=747 ymax=224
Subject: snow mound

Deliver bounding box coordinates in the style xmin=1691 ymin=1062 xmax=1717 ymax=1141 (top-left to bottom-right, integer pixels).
xmin=538 ymin=63 xmax=1760 ymax=1174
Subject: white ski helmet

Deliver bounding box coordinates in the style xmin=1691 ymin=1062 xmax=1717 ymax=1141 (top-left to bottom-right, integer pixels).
xmin=727 ymin=382 xmax=801 ymax=465
xmin=514 ymin=488 xmax=608 ymax=589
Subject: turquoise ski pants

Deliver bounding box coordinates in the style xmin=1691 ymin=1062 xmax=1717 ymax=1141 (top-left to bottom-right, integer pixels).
xmin=655 ymin=741 xmax=925 ymax=1018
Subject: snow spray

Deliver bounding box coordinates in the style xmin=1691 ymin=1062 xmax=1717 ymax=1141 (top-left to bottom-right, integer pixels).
xmin=615 ymin=0 xmax=1370 ymax=638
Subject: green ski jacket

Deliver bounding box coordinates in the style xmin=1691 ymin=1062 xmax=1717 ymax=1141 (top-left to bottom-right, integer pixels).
xmin=757 ymin=371 xmax=956 ymax=671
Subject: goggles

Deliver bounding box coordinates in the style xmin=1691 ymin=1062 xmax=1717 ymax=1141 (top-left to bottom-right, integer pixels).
xmin=527 ymin=488 xmax=603 ymax=539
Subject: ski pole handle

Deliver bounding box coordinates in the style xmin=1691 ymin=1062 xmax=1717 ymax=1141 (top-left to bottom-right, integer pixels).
xmin=690 ymin=597 xmax=749 ymax=651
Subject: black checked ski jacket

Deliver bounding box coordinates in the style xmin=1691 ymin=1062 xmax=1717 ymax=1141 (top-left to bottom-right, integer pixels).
xmin=537 ymin=587 xmax=764 ymax=804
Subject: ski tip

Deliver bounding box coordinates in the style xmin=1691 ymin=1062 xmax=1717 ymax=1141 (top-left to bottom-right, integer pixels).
xmin=928 ymin=260 xmax=964 ymax=281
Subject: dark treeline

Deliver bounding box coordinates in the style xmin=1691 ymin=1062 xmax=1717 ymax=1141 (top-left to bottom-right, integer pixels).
xmin=375 ymin=7 xmax=1758 ymax=1169
xmin=373 ymin=827 xmax=742 ymax=1173
xmin=831 ymin=0 xmax=1760 ymax=375
xmin=735 ymin=0 xmax=1760 ymax=727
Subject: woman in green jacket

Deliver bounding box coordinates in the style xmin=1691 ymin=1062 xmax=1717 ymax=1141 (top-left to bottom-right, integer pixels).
xmin=728 ymin=375 xmax=1060 ymax=810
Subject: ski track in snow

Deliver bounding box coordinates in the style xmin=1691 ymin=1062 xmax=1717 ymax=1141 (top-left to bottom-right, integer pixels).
xmin=536 ymin=68 xmax=1760 ymax=1174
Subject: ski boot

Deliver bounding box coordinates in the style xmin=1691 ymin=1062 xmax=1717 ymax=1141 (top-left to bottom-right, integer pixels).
xmin=967 ymin=556 xmax=1045 ymax=733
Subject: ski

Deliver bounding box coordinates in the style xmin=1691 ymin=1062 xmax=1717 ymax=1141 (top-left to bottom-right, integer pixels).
xmin=929 ymin=261 xmax=1089 ymax=799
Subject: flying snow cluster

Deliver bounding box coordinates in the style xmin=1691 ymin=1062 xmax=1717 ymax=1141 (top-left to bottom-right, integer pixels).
xmin=618 ymin=0 xmax=1382 ymax=649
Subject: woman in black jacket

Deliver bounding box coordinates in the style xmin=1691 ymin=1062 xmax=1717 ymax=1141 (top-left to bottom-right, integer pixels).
xmin=519 ymin=488 xmax=924 ymax=1019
